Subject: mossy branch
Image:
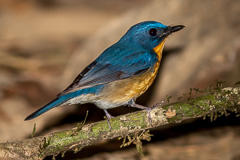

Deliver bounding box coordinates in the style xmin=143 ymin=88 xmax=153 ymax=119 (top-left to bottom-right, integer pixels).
xmin=0 ymin=86 xmax=239 ymax=160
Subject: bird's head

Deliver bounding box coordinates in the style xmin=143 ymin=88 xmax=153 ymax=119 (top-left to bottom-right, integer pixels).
xmin=119 ymin=21 xmax=185 ymax=50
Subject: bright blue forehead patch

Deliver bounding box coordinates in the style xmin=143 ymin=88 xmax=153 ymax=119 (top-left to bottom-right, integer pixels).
xmin=131 ymin=21 xmax=168 ymax=30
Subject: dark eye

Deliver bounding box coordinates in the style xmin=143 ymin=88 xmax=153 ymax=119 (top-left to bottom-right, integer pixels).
xmin=149 ymin=28 xmax=157 ymax=36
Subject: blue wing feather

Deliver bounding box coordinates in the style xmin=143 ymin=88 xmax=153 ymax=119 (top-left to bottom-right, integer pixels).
xmin=59 ymin=45 xmax=158 ymax=96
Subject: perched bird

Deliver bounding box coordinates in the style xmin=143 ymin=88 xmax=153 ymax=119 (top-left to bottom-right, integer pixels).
xmin=25 ymin=21 xmax=184 ymax=127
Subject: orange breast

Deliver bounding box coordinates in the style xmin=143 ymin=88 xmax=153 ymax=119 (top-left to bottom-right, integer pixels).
xmin=98 ymin=40 xmax=166 ymax=104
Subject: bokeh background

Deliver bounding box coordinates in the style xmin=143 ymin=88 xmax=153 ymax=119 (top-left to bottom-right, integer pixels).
xmin=0 ymin=0 xmax=240 ymax=159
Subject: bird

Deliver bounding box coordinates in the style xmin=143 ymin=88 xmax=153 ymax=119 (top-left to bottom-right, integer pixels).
xmin=25 ymin=21 xmax=184 ymax=128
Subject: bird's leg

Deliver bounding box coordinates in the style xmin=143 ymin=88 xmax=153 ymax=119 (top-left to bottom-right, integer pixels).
xmin=103 ymin=109 xmax=114 ymax=129
xmin=128 ymin=99 xmax=159 ymax=125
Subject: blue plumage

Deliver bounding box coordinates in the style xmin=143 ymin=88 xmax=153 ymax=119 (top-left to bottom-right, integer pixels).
xmin=25 ymin=21 xmax=184 ymax=126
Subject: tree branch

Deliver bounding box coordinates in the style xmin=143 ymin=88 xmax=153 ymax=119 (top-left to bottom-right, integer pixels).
xmin=0 ymin=86 xmax=239 ymax=160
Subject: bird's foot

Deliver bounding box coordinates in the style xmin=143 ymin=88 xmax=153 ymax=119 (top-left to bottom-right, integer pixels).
xmin=146 ymin=103 xmax=162 ymax=125
xmin=128 ymin=99 xmax=161 ymax=126
xmin=103 ymin=109 xmax=114 ymax=130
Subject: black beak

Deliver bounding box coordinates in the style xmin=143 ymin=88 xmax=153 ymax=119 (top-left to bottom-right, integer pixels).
xmin=161 ymin=25 xmax=185 ymax=38
xmin=168 ymin=25 xmax=185 ymax=34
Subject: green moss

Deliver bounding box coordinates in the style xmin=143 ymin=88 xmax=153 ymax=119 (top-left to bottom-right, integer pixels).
xmin=41 ymin=109 xmax=151 ymax=156
xmin=37 ymin=84 xmax=239 ymax=158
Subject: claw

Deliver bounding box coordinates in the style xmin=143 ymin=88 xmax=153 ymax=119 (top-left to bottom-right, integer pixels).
xmin=145 ymin=108 xmax=153 ymax=125
xmin=152 ymin=103 xmax=161 ymax=109
xmin=107 ymin=119 xmax=112 ymax=130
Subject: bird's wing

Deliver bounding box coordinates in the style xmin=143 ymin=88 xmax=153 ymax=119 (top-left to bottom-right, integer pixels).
xmin=58 ymin=49 xmax=156 ymax=96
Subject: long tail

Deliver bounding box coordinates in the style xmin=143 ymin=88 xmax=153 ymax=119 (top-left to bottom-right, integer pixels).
xmin=24 ymin=92 xmax=77 ymax=121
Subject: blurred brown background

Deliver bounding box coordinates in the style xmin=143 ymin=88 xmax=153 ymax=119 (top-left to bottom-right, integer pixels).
xmin=0 ymin=0 xmax=240 ymax=159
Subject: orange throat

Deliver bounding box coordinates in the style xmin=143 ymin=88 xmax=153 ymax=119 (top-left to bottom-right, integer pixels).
xmin=153 ymin=39 xmax=166 ymax=60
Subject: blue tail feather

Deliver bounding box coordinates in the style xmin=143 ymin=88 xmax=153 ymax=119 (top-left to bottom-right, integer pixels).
xmin=24 ymin=91 xmax=82 ymax=120
xmin=25 ymin=85 xmax=104 ymax=121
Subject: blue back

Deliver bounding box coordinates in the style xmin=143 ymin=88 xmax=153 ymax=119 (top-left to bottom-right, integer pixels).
xmin=60 ymin=21 xmax=168 ymax=95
